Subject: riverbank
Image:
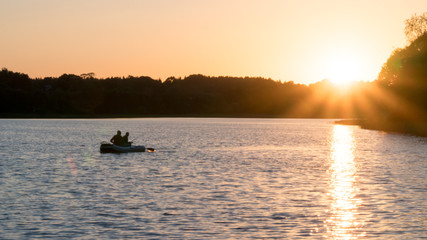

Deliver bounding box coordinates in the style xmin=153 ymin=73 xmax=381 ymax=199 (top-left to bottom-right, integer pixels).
xmin=335 ymin=119 xmax=427 ymax=137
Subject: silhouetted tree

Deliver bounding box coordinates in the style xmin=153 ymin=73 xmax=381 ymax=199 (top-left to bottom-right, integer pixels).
xmin=372 ymin=29 xmax=427 ymax=135
xmin=80 ymin=72 xmax=95 ymax=79
xmin=405 ymin=12 xmax=427 ymax=43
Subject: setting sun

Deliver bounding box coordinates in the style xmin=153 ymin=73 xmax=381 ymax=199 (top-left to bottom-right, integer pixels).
xmin=324 ymin=51 xmax=363 ymax=86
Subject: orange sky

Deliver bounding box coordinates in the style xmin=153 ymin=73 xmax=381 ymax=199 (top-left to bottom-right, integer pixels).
xmin=1 ymin=0 xmax=426 ymax=84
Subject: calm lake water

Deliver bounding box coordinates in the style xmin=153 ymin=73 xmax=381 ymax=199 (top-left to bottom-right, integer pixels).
xmin=0 ymin=118 xmax=426 ymax=239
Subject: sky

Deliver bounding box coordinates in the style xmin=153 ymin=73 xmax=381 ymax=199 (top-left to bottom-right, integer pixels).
xmin=1 ymin=0 xmax=426 ymax=84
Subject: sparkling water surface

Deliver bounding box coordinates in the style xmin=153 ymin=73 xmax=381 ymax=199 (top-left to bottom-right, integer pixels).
xmin=0 ymin=118 xmax=426 ymax=239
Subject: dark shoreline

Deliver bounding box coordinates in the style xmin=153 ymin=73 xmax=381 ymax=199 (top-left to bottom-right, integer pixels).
xmin=335 ymin=119 xmax=427 ymax=137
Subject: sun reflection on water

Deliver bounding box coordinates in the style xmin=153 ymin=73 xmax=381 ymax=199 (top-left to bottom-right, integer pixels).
xmin=325 ymin=125 xmax=364 ymax=239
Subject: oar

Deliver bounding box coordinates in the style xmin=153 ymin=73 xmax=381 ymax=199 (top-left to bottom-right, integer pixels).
xmin=127 ymin=136 xmax=155 ymax=152
xmin=146 ymin=148 xmax=156 ymax=152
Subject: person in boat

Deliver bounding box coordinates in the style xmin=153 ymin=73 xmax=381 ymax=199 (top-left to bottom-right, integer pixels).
xmin=122 ymin=132 xmax=131 ymax=146
xmin=110 ymin=130 xmax=124 ymax=146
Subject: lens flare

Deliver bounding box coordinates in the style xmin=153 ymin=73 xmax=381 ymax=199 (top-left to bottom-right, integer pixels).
xmin=67 ymin=156 xmax=78 ymax=176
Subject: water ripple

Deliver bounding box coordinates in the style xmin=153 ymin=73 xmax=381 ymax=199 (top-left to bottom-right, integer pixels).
xmin=0 ymin=118 xmax=426 ymax=239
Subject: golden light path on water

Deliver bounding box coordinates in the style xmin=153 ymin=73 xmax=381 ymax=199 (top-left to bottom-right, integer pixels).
xmin=325 ymin=125 xmax=364 ymax=239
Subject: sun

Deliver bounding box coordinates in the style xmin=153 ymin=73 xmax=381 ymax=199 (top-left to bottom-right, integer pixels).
xmin=325 ymin=54 xmax=361 ymax=86
xmin=327 ymin=59 xmax=359 ymax=85
xmin=321 ymin=47 xmax=366 ymax=87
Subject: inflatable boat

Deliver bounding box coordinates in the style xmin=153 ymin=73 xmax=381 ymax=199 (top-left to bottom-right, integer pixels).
xmin=100 ymin=141 xmax=155 ymax=153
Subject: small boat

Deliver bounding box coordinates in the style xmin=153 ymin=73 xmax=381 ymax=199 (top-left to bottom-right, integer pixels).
xmin=100 ymin=141 xmax=155 ymax=153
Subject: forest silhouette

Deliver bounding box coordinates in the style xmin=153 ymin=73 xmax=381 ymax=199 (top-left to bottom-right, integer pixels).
xmin=1 ymin=16 xmax=426 ymax=136
xmin=0 ymin=70 xmax=374 ymax=118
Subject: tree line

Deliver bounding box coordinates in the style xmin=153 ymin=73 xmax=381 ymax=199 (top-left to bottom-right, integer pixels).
xmin=1 ymin=66 xmax=383 ymax=118
xmin=0 ymin=70 xmax=330 ymax=117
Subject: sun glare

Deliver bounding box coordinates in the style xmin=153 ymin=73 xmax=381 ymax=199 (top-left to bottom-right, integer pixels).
xmin=327 ymin=59 xmax=359 ymax=85
xmin=323 ymin=50 xmax=364 ymax=87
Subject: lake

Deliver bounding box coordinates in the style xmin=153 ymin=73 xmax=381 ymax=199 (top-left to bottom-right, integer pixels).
xmin=0 ymin=118 xmax=426 ymax=239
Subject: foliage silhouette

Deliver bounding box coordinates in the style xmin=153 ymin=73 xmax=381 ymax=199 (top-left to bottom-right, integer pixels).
xmin=405 ymin=12 xmax=427 ymax=43
xmin=1 ymin=69 xmax=355 ymax=118
xmin=372 ymin=32 xmax=427 ymax=135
